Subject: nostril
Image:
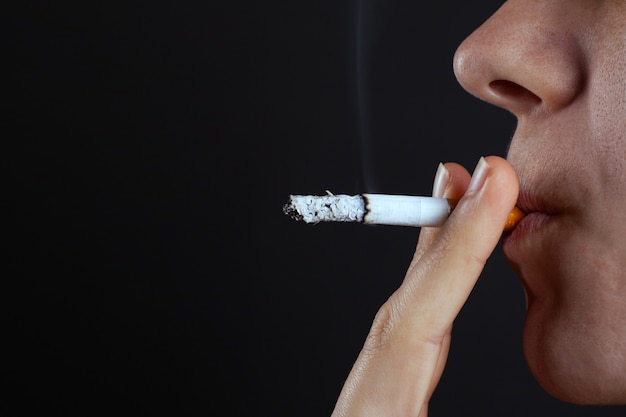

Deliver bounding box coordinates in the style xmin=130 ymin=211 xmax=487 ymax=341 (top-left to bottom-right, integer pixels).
xmin=489 ymin=79 xmax=542 ymax=107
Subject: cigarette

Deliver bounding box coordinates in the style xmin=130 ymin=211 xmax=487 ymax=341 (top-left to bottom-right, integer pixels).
xmin=283 ymin=193 xmax=525 ymax=232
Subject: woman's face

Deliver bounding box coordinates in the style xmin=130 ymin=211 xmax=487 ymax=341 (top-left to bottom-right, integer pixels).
xmin=454 ymin=0 xmax=626 ymax=404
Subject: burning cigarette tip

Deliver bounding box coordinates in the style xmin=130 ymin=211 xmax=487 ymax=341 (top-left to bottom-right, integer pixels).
xmin=283 ymin=203 xmax=302 ymax=222
xmin=283 ymin=194 xmax=365 ymax=224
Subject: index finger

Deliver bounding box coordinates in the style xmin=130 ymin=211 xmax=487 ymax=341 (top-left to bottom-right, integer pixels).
xmin=392 ymin=156 xmax=519 ymax=339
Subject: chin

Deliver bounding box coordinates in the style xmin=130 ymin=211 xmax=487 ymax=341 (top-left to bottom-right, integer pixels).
xmin=522 ymin=299 xmax=626 ymax=405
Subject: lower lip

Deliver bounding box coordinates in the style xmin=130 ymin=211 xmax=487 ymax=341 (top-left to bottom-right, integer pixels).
xmin=502 ymin=211 xmax=553 ymax=250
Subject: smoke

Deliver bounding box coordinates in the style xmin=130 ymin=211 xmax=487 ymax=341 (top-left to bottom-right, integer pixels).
xmin=354 ymin=0 xmax=380 ymax=193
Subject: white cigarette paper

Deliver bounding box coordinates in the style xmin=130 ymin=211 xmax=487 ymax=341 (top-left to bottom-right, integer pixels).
xmin=283 ymin=194 xmax=452 ymax=227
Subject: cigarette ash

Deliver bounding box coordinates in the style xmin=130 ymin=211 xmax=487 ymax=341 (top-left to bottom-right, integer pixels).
xmin=283 ymin=201 xmax=304 ymax=221
xmin=283 ymin=194 xmax=366 ymax=224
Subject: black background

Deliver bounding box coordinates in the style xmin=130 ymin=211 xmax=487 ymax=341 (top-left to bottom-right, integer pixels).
xmin=7 ymin=1 xmax=626 ymax=416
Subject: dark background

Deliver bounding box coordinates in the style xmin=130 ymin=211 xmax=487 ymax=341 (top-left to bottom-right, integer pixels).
xmin=7 ymin=1 xmax=626 ymax=416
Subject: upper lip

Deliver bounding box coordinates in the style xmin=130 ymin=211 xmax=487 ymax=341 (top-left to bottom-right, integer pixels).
xmin=515 ymin=188 xmax=558 ymax=216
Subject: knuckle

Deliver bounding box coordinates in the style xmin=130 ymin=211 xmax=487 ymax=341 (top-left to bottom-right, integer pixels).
xmin=362 ymin=301 xmax=398 ymax=354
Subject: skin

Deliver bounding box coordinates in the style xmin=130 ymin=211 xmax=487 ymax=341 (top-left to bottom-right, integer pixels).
xmin=332 ymin=0 xmax=626 ymax=415
xmin=455 ymin=0 xmax=626 ymax=404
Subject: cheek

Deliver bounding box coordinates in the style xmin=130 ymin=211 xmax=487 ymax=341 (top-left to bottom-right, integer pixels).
xmin=587 ymin=48 xmax=626 ymax=188
xmin=588 ymin=105 xmax=626 ymax=191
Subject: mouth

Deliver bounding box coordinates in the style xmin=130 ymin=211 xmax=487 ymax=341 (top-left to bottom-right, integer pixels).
xmin=502 ymin=188 xmax=559 ymax=246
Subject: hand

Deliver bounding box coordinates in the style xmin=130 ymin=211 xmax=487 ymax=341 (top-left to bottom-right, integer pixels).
xmin=331 ymin=156 xmax=519 ymax=417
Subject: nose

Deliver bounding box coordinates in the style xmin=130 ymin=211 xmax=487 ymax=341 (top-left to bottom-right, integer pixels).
xmin=453 ymin=0 xmax=586 ymax=117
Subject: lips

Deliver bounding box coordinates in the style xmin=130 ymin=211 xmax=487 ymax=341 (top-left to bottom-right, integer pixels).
xmin=502 ymin=188 xmax=558 ymax=246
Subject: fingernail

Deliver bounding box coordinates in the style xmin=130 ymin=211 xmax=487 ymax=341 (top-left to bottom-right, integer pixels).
xmin=467 ymin=157 xmax=490 ymax=193
xmin=432 ymin=162 xmax=450 ymax=198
